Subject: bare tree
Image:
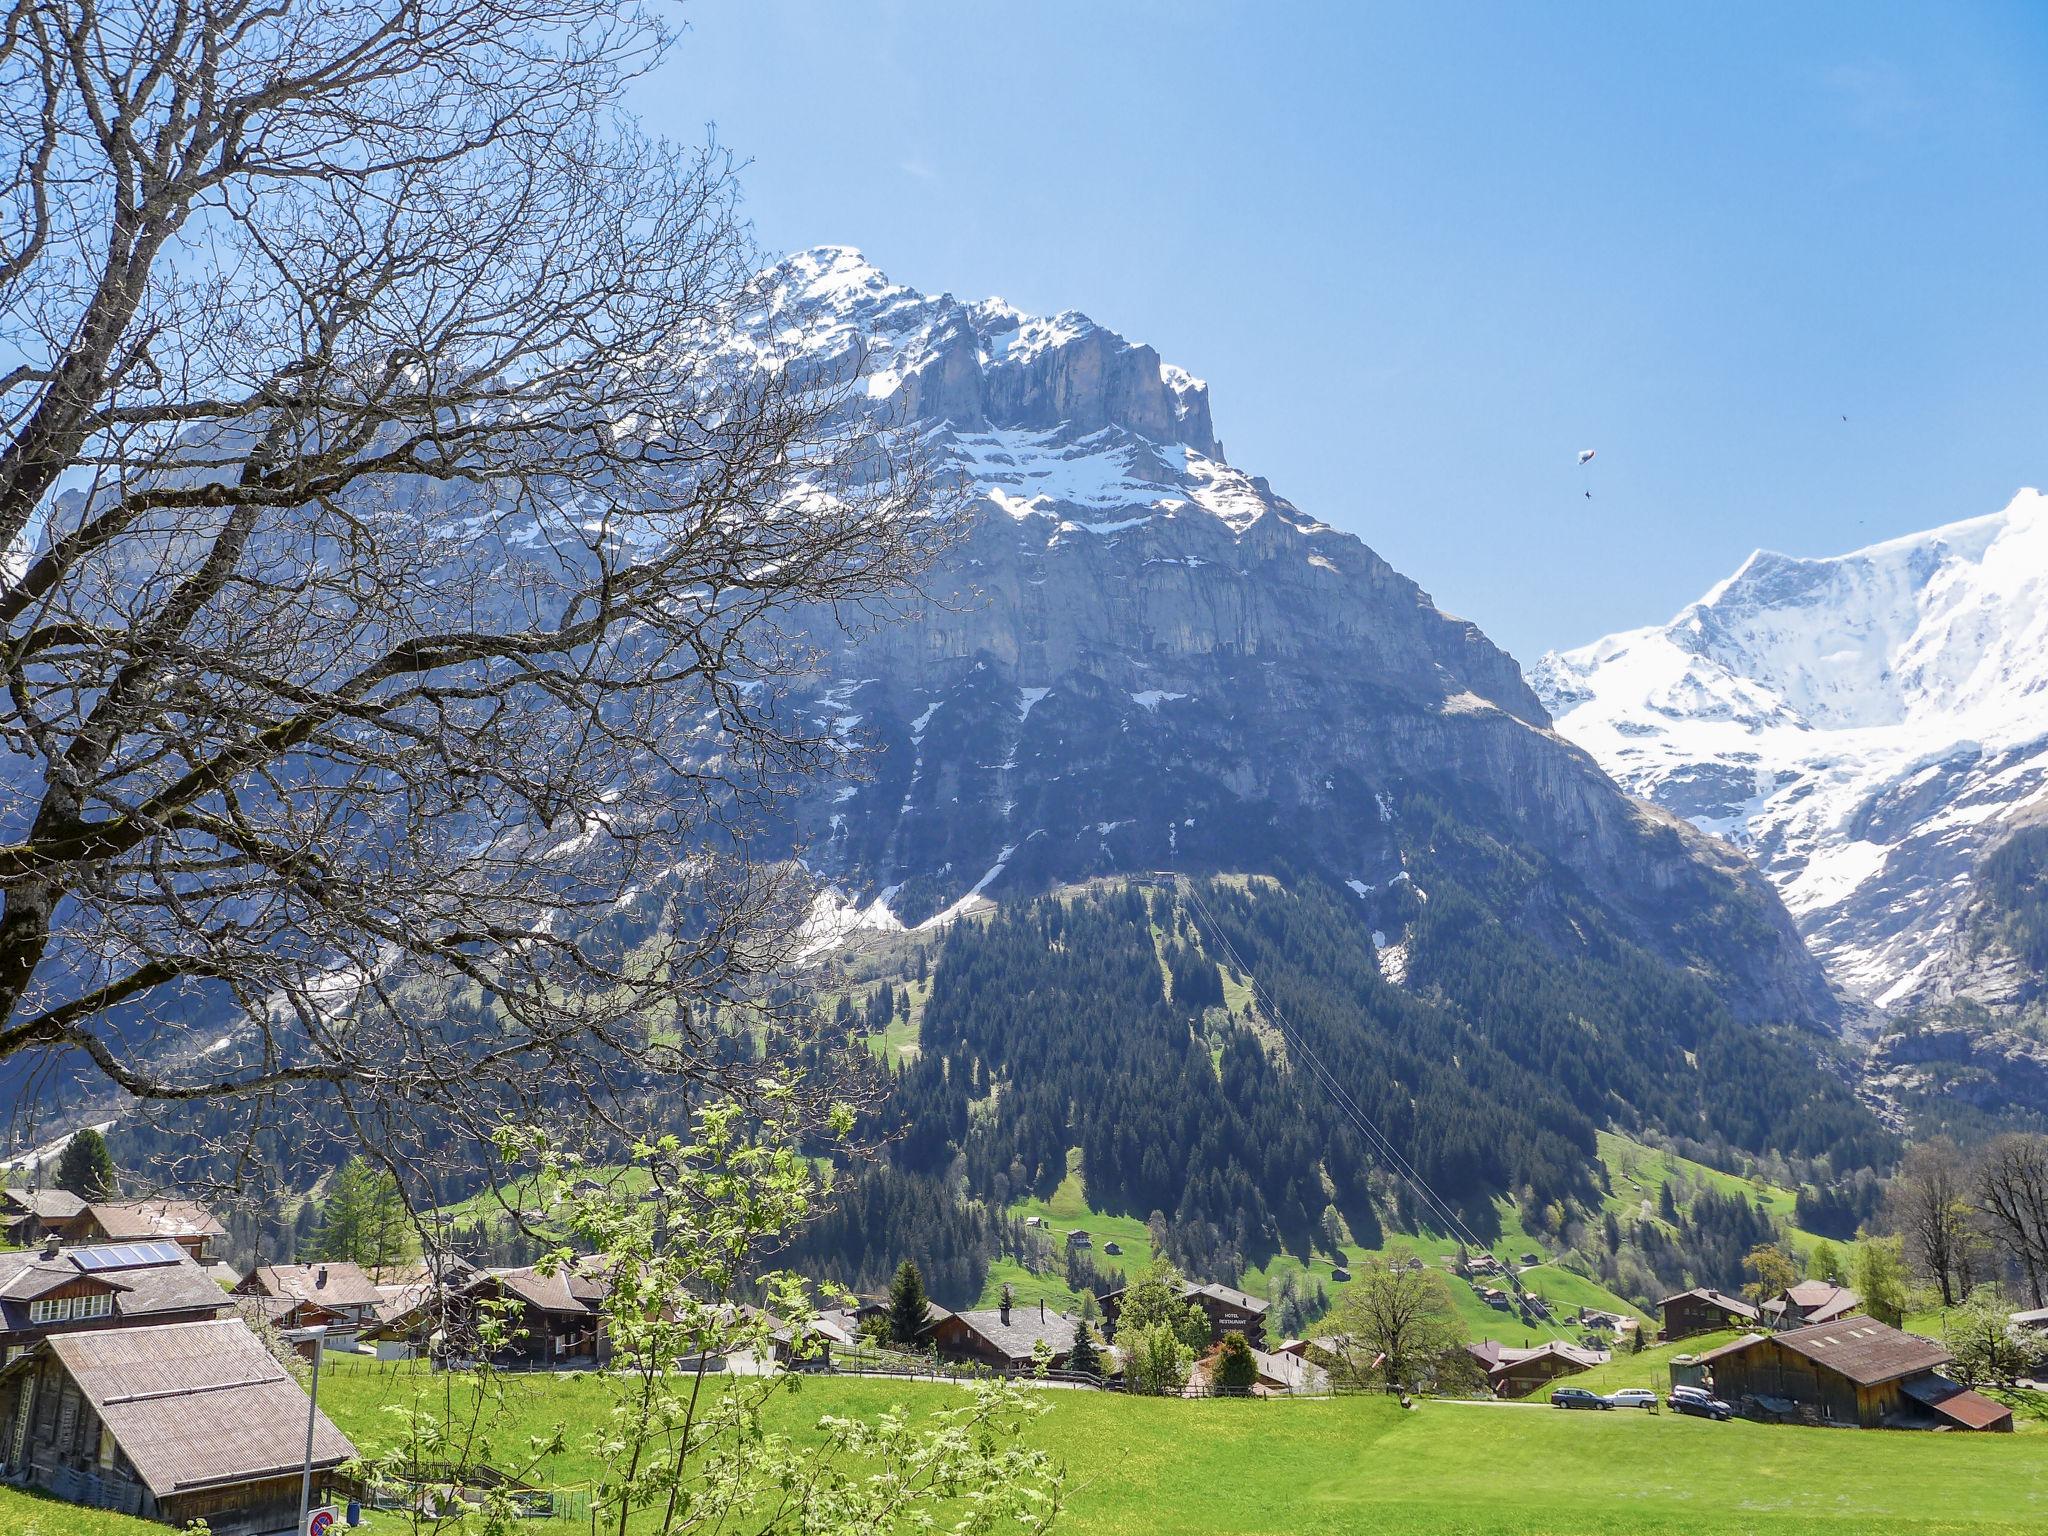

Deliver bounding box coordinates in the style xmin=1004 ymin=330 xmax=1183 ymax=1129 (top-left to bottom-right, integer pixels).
xmin=0 ymin=3 xmax=936 ymax=1162
xmin=1974 ymin=1134 xmax=2048 ymax=1309
xmin=1886 ymin=1137 xmax=1973 ymax=1307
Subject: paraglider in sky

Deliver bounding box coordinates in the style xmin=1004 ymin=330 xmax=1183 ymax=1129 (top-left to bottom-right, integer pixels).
xmin=1577 ymin=449 xmax=1596 ymax=466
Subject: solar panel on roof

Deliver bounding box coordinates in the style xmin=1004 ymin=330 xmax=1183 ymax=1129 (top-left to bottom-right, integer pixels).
xmin=69 ymin=1239 xmax=183 ymax=1272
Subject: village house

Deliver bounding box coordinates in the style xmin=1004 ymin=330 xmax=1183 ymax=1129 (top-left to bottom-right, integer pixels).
xmin=373 ymin=1261 xmax=611 ymax=1367
xmin=928 ymin=1295 xmax=1078 ymax=1371
xmin=0 ymin=1240 xmax=231 ymax=1364
xmin=1658 ymin=1286 xmax=1761 ymax=1339
xmin=233 ymin=1262 xmax=385 ymax=1349
xmin=57 ymin=1200 xmax=228 ymax=1264
xmin=2013 ymin=1305 xmax=2048 ymax=1334
xmin=1100 ymin=1280 xmax=1270 ymax=1348
xmin=0 ymin=1187 xmax=87 ymax=1247
xmin=1464 ymin=1338 xmax=1607 ymax=1398
xmin=0 ymin=1319 xmax=355 ymax=1534
xmin=1697 ymin=1317 xmax=2013 ymax=1431
xmin=1193 ymin=1343 xmax=1328 ymax=1396
xmin=1761 ymin=1280 xmax=1861 ymax=1331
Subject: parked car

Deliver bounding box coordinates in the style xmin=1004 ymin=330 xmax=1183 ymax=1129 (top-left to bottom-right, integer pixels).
xmin=1667 ymin=1385 xmax=1733 ymax=1421
xmin=1606 ymin=1388 xmax=1657 ymax=1410
xmin=1550 ymin=1386 xmax=1611 ymax=1410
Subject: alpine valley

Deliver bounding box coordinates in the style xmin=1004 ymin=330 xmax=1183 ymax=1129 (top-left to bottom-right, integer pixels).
xmin=75 ymin=250 xmax=1924 ymax=1321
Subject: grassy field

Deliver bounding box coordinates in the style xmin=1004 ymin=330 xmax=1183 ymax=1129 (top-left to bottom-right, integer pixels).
xmin=19 ymin=1364 xmax=2048 ymax=1535
xmin=217 ymin=1368 xmax=2048 ymax=1534
xmin=0 ymin=1488 xmax=163 ymax=1536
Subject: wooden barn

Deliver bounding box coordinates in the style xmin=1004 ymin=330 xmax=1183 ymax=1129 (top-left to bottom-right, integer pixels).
xmin=1698 ymin=1318 xmax=2012 ymax=1431
xmin=1464 ymin=1338 xmax=1605 ymax=1399
xmin=1658 ymin=1287 xmax=1760 ymax=1340
xmin=928 ymin=1296 xmax=1077 ymax=1371
xmin=0 ymin=1319 xmax=356 ymax=1533
xmin=0 ymin=1188 xmax=87 ymax=1247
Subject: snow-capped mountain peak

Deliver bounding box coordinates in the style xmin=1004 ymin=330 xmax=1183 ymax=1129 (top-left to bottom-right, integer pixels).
xmin=1535 ymin=489 xmax=2048 ymax=1004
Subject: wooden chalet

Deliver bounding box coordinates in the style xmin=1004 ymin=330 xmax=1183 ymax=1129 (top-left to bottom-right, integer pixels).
xmin=0 ymin=1240 xmax=231 ymax=1363
xmin=369 ymin=1261 xmax=609 ymax=1367
xmin=1100 ymin=1280 xmax=1270 ymax=1348
xmin=0 ymin=1187 xmax=87 ymax=1246
xmin=233 ymin=1263 xmax=385 ymax=1348
xmin=58 ymin=1201 xmax=227 ymax=1263
xmin=1698 ymin=1317 xmax=2012 ymax=1431
xmin=0 ymin=1319 xmax=356 ymax=1534
xmin=1761 ymin=1280 xmax=1861 ymax=1331
xmin=1464 ymin=1338 xmax=1606 ymax=1398
xmin=1658 ymin=1287 xmax=1760 ymax=1339
xmin=928 ymin=1296 xmax=1077 ymax=1371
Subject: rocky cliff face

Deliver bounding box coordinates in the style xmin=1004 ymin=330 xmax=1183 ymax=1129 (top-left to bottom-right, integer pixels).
xmin=763 ymin=249 xmax=1836 ymax=1028
xmin=1534 ymin=493 xmax=2048 ymax=1011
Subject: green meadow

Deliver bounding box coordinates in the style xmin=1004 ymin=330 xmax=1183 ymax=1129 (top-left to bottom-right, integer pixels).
xmin=13 ymin=1364 xmax=2047 ymax=1536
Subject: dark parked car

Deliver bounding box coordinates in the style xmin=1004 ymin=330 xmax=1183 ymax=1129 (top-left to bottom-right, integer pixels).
xmin=1550 ymin=1386 xmax=1611 ymax=1410
xmin=1667 ymin=1386 xmax=1734 ymax=1420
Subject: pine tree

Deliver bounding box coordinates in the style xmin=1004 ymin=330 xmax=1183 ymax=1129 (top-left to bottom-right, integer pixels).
xmin=1069 ymin=1320 xmax=1102 ymax=1376
xmin=53 ymin=1128 xmax=117 ymax=1201
xmin=888 ymin=1259 xmax=931 ymax=1346
xmin=311 ymin=1157 xmax=416 ymax=1271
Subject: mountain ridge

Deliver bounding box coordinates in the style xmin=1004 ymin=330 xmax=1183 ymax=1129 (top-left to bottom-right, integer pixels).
xmin=752 ymin=247 xmax=1838 ymax=1033
xmin=1535 ymin=488 xmax=2048 ymax=1009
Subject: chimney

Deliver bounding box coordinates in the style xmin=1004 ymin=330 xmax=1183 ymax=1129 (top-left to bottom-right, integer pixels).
xmin=41 ymin=1235 xmax=60 ymax=1260
xmin=317 ymin=1265 xmax=328 ymax=1289
xmin=1038 ymin=1299 xmax=1045 ymax=1322
xmin=999 ymin=1294 xmax=1011 ymax=1327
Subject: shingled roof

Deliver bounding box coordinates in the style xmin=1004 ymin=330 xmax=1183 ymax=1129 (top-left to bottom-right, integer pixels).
xmin=37 ymin=1320 xmax=354 ymax=1496
xmin=0 ymin=1243 xmax=229 ymax=1334
xmin=81 ymin=1200 xmax=227 ymax=1242
xmin=1658 ymin=1287 xmax=1761 ymax=1321
xmin=1 ymin=1187 xmax=87 ymax=1221
xmin=1769 ymin=1317 xmax=1950 ymax=1386
xmin=948 ymin=1304 xmax=1078 ymax=1363
xmin=241 ymin=1262 xmax=385 ymax=1310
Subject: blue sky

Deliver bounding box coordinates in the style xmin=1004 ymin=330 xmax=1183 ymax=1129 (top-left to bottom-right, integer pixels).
xmin=640 ymin=2 xmax=2048 ymax=662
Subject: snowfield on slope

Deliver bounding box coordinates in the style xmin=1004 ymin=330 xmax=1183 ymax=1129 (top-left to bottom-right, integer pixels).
xmin=1535 ymin=488 xmax=2048 ymax=1003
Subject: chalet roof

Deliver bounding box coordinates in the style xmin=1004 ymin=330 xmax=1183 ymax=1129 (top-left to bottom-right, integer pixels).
xmin=39 ymin=1320 xmax=354 ymax=1497
xmin=1463 ymin=1338 xmax=1602 ymax=1374
xmin=1743 ymin=1318 xmax=1950 ymax=1387
xmin=947 ymin=1304 xmax=1078 ymax=1362
xmin=241 ymin=1262 xmax=384 ymax=1309
xmin=1694 ymin=1331 xmax=1764 ymax=1365
xmin=478 ymin=1263 xmax=608 ymax=1316
xmin=2013 ymin=1307 xmax=2048 ymax=1328
xmin=2 ymin=1187 xmax=87 ymax=1220
xmin=1249 ymin=1347 xmax=1326 ymax=1392
xmin=0 ymin=1243 xmax=228 ymax=1333
xmin=1657 ymin=1287 xmax=1760 ymax=1321
xmin=1187 ymin=1282 xmax=1270 ymax=1316
xmin=82 ymin=1200 xmax=226 ymax=1242
xmin=1764 ymin=1281 xmax=1861 ymax=1325
xmin=1900 ymin=1374 xmax=2015 ymax=1431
